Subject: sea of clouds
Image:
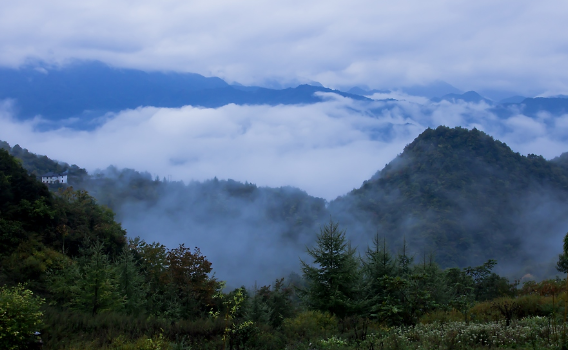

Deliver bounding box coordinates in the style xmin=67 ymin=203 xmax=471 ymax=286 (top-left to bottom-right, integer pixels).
xmin=1 ymin=93 xmax=568 ymax=200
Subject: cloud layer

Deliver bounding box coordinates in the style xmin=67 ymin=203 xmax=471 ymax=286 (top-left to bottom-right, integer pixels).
xmin=1 ymin=95 xmax=568 ymax=200
xmin=1 ymin=1 xmax=568 ymax=93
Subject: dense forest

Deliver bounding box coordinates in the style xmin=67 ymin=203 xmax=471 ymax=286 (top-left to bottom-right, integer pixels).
xmin=4 ymin=127 xmax=568 ymax=349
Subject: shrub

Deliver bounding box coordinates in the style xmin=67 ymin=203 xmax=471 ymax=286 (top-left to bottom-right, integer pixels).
xmin=0 ymin=284 xmax=45 ymax=350
xmin=282 ymin=310 xmax=338 ymax=343
xmin=420 ymin=309 xmax=463 ymax=324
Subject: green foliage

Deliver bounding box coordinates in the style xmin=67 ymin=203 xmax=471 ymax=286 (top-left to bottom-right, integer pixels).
xmin=247 ymin=278 xmax=295 ymax=328
xmin=116 ymin=245 xmax=147 ymax=315
xmin=51 ymin=187 xmax=127 ymax=258
xmin=331 ymin=126 xmax=568 ymax=269
xmin=558 ymin=231 xmax=568 ymax=273
xmin=361 ymin=234 xmax=397 ymax=318
xmin=4 ymin=142 xmax=85 ymax=179
xmin=48 ymin=240 xmax=123 ymax=315
xmin=0 ymin=284 xmax=44 ymax=350
xmin=164 ymin=244 xmax=217 ymax=318
xmin=363 ymin=317 xmax=554 ymax=350
xmin=5 ymin=133 xmax=568 ymax=349
xmin=299 ymin=218 xmax=361 ymax=318
xmin=281 ymin=310 xmax=338 ymax=343
xmin=41 ymin=307 xmax=225 ymax=350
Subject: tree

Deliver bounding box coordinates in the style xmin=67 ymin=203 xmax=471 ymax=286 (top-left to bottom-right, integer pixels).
xmin=48 ymin=240 xmax=123 ymax=314
xmin=163 ymin=244 xmax=217 ymax=318
xmin=247 ymin=278 xmax=294 ymax=328
xmin=299 ymin=218 xmax=360 ymax=318
xmin=0 ymin=284 xmax=44 ymax=350
xmin=557 ymin=232 xmax=568 ymax=273
xmin=116 ymin=245 xmax=147 ymax=315
xmin=361 ymin=233 xmax=396 ymax=319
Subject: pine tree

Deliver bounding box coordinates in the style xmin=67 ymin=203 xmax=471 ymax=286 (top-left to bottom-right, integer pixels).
xmin=299 ymin=218 xmax=360 ymax=318
xmin=557 ymin=232 xmax=568 ymax=273
xmin=361 ymin=233 xmax=396 ymax=319
xmin=116 ymin=245 xmax=147 ymax=315
xmin=74 ymin=240 xmax=123 ymax=315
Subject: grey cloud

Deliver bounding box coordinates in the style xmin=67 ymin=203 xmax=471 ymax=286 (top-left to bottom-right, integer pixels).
xmin=1 ymin=96 xmax=568 ymax=201
xmin=0 ymin=1 xmax=567 ymax=93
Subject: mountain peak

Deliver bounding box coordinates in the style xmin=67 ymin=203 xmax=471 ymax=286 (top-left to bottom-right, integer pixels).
xmin=331 ymin=126 xmax=568 ymax=270
xmin=431 ymin=91 xmax=492 ymax=104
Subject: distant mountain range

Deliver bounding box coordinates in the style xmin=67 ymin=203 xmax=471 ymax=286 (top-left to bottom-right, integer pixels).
xmin=3 ymin=126 xmax=568 ymax=281
xmin=0 ymin=61 xmax=367 ymax=127
xmin=430 ymin=91 xmax=493 ymax=104
xmin=2 ymin=61 xmax=568 ymax=131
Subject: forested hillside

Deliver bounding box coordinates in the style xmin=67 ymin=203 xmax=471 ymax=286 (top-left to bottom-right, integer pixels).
xmin=5 ymin=131 xmax=568 ymax=349
xmin=4 ymin=126 xmax=568 ymax=281
xmin=0 ymin=140 xmax=327 ymax=285
xmin=0 ymin=148 xmax=126 ymax=288
xmin=330 ymin=126 xmax=568 ymax=274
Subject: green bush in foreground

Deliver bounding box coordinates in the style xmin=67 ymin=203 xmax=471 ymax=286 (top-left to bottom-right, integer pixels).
xmin=0 ymin=284 xmax=45 ymax=350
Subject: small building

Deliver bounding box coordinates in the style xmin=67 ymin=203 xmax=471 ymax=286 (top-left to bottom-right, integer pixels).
xmin=41 ymin=171 xmax=68 ymax=184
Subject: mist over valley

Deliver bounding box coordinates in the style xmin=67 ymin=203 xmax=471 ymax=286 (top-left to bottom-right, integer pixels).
xmin=4 ymin=123 xmax=568 ymax=287
xmin=4 ymin=3 xmax=568 ymax=348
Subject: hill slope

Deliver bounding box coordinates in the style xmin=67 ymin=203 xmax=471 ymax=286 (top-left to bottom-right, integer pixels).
xmin=329 ymin=126 xmax=568 ymax=273
xmin=5 ymin=126 xmax=568 ymax=280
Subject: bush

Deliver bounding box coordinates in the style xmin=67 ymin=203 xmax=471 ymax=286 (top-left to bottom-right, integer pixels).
xmin=0 ymin=284 xmax=45 ymax=350
xmin=420 ymin=309 xmax=463 ymax=324
xmin=282 ymin=310 xmax=338 ymax=343
xmin=41 ymin=307 xmax=225 ymax=349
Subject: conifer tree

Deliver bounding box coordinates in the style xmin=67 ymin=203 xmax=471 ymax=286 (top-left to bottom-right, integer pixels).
xmin=557 ymin=232 xmax=568 ymax=273
xmin=361 ymin=233 xmax=396 ymax=319
xmin=116 ymin=245 xmax=147 ymax=315
xmin=299 ymin=218 xmax=360 ymax=318
xmin=74 ymin=240 xmax=123 ymax=315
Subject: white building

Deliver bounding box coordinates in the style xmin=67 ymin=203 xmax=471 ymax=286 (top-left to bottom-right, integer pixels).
xmin=41 ymin=171 xmax=68 ymax=184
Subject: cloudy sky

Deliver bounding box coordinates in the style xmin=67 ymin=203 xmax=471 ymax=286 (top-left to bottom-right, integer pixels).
xmin=1 ymin=0 xmax=568 ymax=94
xmin=1 ymin=0 xmax=568 ymax=200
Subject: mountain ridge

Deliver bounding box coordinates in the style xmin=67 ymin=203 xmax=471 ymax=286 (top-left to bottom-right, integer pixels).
xmin=4 ymin=126 xmax=568 ymax=282
xmin=329 ymin=126 xmax=568 ymax=277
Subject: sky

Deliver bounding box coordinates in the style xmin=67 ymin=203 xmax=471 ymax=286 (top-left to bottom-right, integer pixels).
xmin=1 ymin=0 xmax=568 ymax=94
xmin=1 ymin=0 xmax=568 ymax=198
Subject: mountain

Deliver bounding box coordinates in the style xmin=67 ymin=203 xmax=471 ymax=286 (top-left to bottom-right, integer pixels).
xmin=498 ymin=95 xmax=527 ymax=104
xmin=401 ymin=81 xmax=462 ymax=98
xmin=0 ymin=61 xmax=368 ymax=127
xmin=346 ymin=87 xmax=391 ymax=96
xmin=430 ymin=91 xmax=493 ymax=104
xmin=0 ymin=61 xmax=228 ymax=120
xmin=329 ymin=126 xmax=568 ymax=275
xmin=0 ymin=140 xmax=327 ymax=285
xmin=516 ymin=97 xmax=568 ymax=116
xmin=0 ymin=147 xmax=127 ymax=287
xmin=491 ymin=97 xmax=568 ymax=119
xmin=5 ymin=126 xmax=568 ymax=280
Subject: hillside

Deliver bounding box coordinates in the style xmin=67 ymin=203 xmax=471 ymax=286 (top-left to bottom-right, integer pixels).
xmin=0 ymin=141 xmax=327 ymax=285
xmin=5 ymin=126 xmax=568 ymax=280
xmin=330 ymin=126 xmax=568 ymax=274
xmin=0 ymin=148 xmax=127 ymax=287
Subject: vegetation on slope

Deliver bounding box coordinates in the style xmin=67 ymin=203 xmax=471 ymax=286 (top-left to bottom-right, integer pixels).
xmin=5 ymin=127 xmax=568 ymax=349
xmin=330 ymin=126 xmax=568 ymax=269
